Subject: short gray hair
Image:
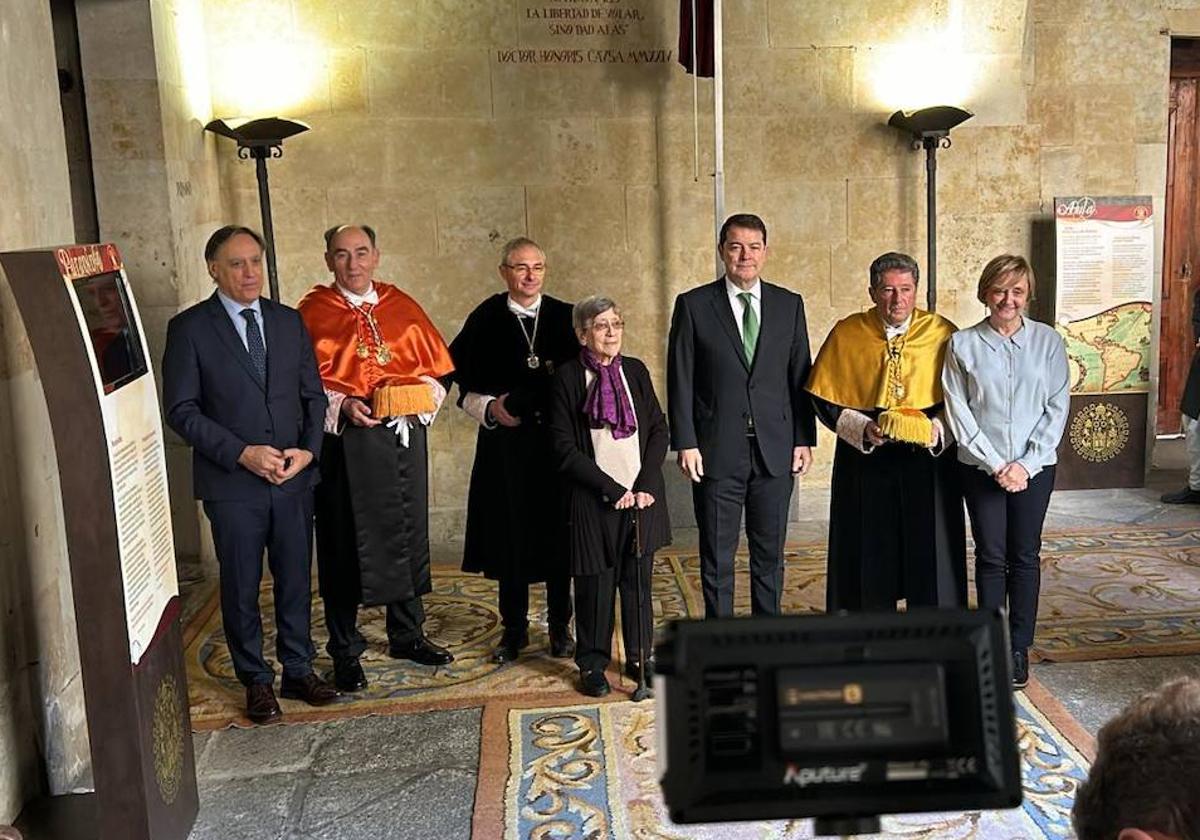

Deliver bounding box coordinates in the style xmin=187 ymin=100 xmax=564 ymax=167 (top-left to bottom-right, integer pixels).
xmin=869 ymin=252 xmax=920 ymax=289
xmin=573 ymin=295 xmax=620 ymax=334
xmin=324 ymin=224 xmax=377 ymax=251
xmin=499 ymin=237 xmax=543 ymax=266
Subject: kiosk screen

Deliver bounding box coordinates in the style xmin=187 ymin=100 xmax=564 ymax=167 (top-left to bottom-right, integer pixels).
xmin=72 ymin=271 xmax=147 ymax=393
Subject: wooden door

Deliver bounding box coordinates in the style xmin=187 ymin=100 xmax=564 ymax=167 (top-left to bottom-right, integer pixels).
xmin=1159 ymin=41 xmax=1200 ymax=433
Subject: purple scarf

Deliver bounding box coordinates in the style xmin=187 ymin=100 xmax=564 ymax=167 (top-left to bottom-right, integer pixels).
xmin=581 ymin=348 xmax=637 ymax=440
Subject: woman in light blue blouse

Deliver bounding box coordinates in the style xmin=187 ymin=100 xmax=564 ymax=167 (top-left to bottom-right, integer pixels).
xmin=942 ymin=255 xmax=1070 ymax=691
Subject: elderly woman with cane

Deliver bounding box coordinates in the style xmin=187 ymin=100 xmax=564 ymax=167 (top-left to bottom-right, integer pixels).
xmin=549 ymin=295 xmax=670 ymax=698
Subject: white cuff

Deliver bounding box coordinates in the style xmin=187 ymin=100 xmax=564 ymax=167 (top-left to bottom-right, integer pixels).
xmin=836 ymin=409 xmax=875 ymax=454
xmin=462 ymin=391 xmax=497 ymax=429
xmin=324 ymin=389 xmax=347 ymax=435
xmin=928 ymin=418 xmax=947 ymax=456
xmin=415 ymin=376 xmax=446 ymax=428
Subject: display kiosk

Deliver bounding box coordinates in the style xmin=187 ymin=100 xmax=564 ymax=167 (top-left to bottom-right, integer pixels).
xmin=0 ymin=244 xmax=197 ymax=840
xmin=1052 ymin=195 xmax=1154 ymax=489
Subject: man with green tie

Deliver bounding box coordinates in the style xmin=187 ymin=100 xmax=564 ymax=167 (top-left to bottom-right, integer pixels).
xmin=667 ymin=213 xmax=817 ymax=618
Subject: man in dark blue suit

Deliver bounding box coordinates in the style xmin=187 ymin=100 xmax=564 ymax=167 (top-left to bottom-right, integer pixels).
xmin=163 ymin=226 xmax=337 ymax=724
xmin=668 ymin=213 xmax=816 ymax=618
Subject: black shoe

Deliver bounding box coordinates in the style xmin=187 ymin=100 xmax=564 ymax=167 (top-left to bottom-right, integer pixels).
xmin=1012 ymin=649 xmax=1029 ymax=690
xmin=493 ymin=628 xmax=530 ymax=663
xmin=624 ymin=658 xmax=655 ymax=683
xmin=246 ymin=683 xmax=283 ymax=725
xmin=580 ymin=669 xmax=611 ymax=698
xmin=549 ymin=623 xmax=575 ymax=658
xmin=331 ymin=659 xmax=368 ymax=693
xmin=280 ymin=672 xmax=339 ymax=706
xmin=1161 ymin=486 xmax=1200 ymax=504
xmin=389 ymin=636 xmax=454 ymax=666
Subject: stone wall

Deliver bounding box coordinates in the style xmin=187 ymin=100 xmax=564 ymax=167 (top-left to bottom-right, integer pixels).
xmin=77 ymin=0 xmax=226 ymax=576
xmin=192 ymin=0 xmax=1185 ymax=540
xmin=0 ymin=0 xmax=226 ymax=819
xmin=0 ymin=0 xmax=88 ymax=819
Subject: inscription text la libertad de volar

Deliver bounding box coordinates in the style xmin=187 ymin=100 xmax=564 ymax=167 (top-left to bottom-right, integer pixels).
xmin=499 ymin=0 xmax=673 ymax=65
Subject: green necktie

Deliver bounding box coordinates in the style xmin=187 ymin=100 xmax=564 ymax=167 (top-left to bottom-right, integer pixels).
xmin=738 ymin=291 xmax=758 ymax=364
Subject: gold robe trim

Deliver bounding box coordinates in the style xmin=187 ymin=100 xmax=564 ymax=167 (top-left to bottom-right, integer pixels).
xmin=806 ymin=309 xmax=956 ymax=411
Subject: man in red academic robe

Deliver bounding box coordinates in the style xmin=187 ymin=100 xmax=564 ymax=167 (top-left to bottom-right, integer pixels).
xmin=298 ymin=224 xmax=455 ymax=693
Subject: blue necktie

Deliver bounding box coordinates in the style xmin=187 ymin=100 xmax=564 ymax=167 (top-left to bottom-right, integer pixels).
xmin=240 ymin=309 xmax=266 ymax=383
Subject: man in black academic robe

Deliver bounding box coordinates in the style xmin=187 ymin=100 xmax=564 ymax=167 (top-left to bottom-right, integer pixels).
xmin=449 ymin=237 xmax=578 ymax=662
xmin=806 ymin=252 xmax=966 ymax=611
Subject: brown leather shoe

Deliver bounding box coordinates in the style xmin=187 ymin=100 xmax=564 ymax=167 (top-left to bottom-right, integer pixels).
xmin=246 ymin=683 xmax=282 ymax=724
xmin=280 ymin=672 xmax=339 ymax=706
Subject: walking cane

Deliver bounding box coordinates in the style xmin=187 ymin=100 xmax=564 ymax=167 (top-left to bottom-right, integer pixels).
xmin=631 ymin=506 xmax=652 ymax=702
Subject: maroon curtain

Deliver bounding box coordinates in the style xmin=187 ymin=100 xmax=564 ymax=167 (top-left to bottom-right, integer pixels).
xmin=678 ymin=0 xmax=714 ymax=77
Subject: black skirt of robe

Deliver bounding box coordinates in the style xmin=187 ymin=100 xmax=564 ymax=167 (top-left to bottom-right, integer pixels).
xmin=816 ymin=399 xmax=967 ymax=612
xmin=449 ymin=293 xmax=580 ymax=582
xmin=313 ymin=423 xmax=432 ymax=607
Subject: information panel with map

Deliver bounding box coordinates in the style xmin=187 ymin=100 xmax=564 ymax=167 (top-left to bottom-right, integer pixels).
xmin=1053 ymin=196 xmax=1153 ymax=488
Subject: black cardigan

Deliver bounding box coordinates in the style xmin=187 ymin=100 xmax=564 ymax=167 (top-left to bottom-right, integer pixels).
xmin=548 ymin=356 xmax=671 ymax=575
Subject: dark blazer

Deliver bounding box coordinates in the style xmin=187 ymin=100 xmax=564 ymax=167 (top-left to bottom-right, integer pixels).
xmin=1184 ymin=288 xmax=1200 ymax=420
xmin=667 ymin=279 xmax=816 ymax=479
xmin=162 ymin=292 xmax=327 ymax=501
xmin=549 ymin=356 xmax=671 ymax=576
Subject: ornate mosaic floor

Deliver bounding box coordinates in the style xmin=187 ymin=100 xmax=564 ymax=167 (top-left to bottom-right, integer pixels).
xmin=184 ymin=524 xmax=1200 ymax=728
xmin=479 ymin=683 xmax=1091 ymax=839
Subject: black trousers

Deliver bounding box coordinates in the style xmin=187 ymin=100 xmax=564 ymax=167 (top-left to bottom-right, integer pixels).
xmin=498 ymin=572 xmax=573 ymax=633
xmin=692 ymin=435 xmax=793 ymax=618
xmin=325 ymin=593 xmax=424 ymax=664
xmin=574 ymin=553 xmax=654 ymax=673
xmin=960 ymin=463 xmax=1056 ymax=650
xmin=204 ymin=489 xmax=316 ymax=686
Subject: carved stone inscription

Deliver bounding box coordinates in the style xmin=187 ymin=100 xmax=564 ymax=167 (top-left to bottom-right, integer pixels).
xmin=505 ymin=0 xmax=672 ymax=64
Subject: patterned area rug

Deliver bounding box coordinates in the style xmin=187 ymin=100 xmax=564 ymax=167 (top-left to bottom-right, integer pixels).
xmin=183 ymin=524 xmax=1200 ymax=728
xmin=660 ymin=524 xmax=1200 ymax=663
xmin=473 ymin=680 xmax=1094 ymax=839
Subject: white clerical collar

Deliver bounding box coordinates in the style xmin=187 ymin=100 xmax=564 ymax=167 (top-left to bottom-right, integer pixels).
xmin=336 ymin=281 xmax=378 ymax=307
xmin=507 ymin=294 xmax=541 ymax=318
xmin=881 ymin=312 xmax=912 ymax=340
xmin=724 ymin=277 xmax=761 ymax=300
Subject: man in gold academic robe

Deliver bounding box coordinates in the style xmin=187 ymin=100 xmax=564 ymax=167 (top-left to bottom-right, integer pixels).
xmin=298 ymin=224 xmax=456 ymax=694
xmin=806 ymin=252 xmax=966 ymax=611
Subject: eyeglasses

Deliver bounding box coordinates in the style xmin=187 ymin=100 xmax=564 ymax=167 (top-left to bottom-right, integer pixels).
xmin=503 ymin=262 xmax=546 ymax=273
xmin=591 ymin=320 xmax=624 ymax=333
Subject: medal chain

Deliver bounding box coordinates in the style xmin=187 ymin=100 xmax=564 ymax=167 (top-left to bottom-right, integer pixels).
xmin=885 ymin=334 xmax=906 ymax=404
xmin=354 ymin=303 xmax=392 ymax=365
xmin=515 ymin=306 xmax=541 ymax=367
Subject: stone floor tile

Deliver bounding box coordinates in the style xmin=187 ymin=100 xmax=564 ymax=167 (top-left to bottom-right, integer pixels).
xmin=1034 ymin=655 xmax=1200 ymax=735
xmin=310 ymin=709 xmax=481 ymax=777
xmin=201 ymin=720 xmax=321 ymax=779
xmin=191 ymin=774 xmax=297 ymax=840
xmin=292 ymin=768 xmax=475 ymax=840
xmin=191 ymin=731 xmax=212 ymax=773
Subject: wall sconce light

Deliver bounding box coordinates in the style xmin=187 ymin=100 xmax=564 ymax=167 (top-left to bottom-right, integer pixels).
xmin=887 ymin=105 xmax=973 ymax=312
xmin=203 ymin=117 xmax=310 ymax=302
